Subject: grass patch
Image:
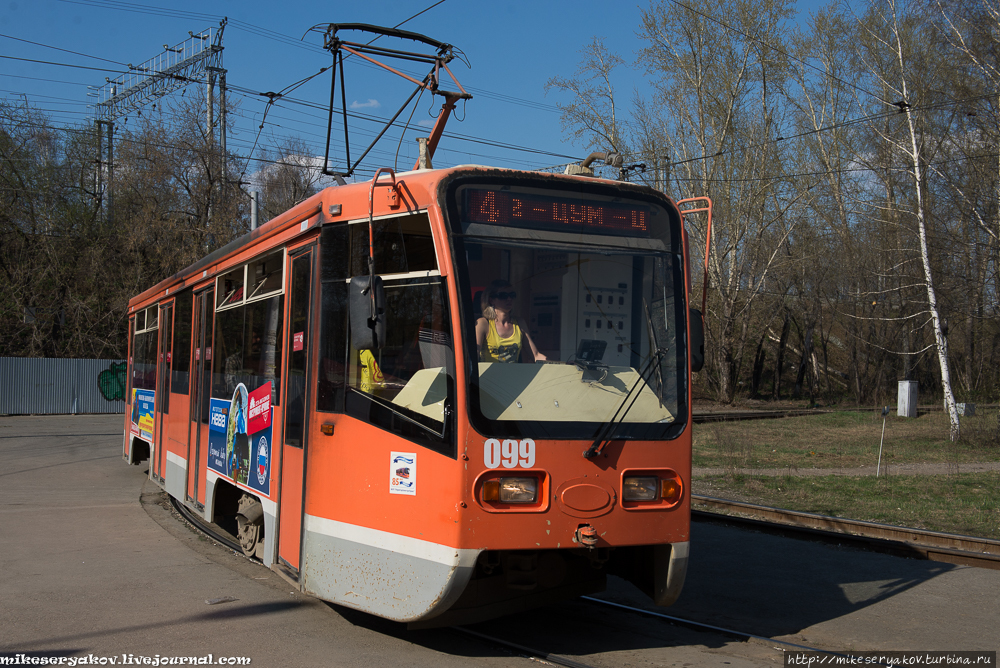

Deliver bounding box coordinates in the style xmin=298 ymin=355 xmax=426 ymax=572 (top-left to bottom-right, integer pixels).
xmin=693 ymin=471 xmax=1000 ymax=539
xmin=693 ymin=409 xmax=1000 ymax=471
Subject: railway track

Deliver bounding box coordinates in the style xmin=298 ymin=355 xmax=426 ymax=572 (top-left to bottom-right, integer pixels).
xmin=170 ymin=490 xmax=978 ymax=665
xmin=170 ymin=495 xmax=248 ymax=556
xmin=692 ymin=494 xmax=1000 ymax=570
xmin=169 ymin=493 xmax=837 ymax=665
xmin=692 ymin=408 xmax=831 ymax=423
xmin=692 ymin=404 xmax=998 ymax=423
xmin=453 ymin=596 xmax=840 ymax=668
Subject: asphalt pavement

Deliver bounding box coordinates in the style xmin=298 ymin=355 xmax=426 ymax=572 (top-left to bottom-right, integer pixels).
xmin=2 ymin=414 xmax=997 ymax=667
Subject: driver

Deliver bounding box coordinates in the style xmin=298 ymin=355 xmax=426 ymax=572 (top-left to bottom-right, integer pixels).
xmin=476 ymin=279 xmax=547 ymax=363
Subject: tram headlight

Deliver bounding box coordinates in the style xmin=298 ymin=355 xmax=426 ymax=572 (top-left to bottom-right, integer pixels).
xmin=623 ymin=476 xmax=659 ymax=501
xmin=483 ymin=477 xmax=537 ymax=503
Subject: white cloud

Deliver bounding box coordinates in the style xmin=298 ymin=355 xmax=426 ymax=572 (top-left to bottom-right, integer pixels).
xmin=417 ymin=119 xmax=435 ymax=128
xmin=349 ymin=98 xmax=381 ymax=110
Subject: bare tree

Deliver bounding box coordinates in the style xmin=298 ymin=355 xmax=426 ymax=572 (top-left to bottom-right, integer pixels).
xmin=852 ymin=0 xmax=961 ymax=438
xmin=545 ymin=38 xmax=629 ymax=160
xmin=634 ymin=0 xmax=799 ymax=402
xmin=255 ymin=138 xmax=325 ymax=223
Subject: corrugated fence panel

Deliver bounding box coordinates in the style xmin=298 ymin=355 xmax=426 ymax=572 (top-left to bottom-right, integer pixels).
xmin=0 ymin=358 xmax=127 ymax=415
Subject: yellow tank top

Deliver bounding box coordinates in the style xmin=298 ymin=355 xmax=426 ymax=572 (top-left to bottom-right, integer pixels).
xmin=359 ymin=349 xmax=384 ymax=393
xmin=482 ymin=318 xmax=522 ymax=363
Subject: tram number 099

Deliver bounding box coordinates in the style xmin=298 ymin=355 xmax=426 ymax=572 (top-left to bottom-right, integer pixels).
xmin=484 ymin=438 xmax=535 ymax=469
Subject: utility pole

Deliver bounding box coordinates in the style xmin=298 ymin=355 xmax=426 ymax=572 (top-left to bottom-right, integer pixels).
xmin=205 ymin=65 xmax=228 ymax=219
xmin=91 ymin=20 xmax=227 ymax=219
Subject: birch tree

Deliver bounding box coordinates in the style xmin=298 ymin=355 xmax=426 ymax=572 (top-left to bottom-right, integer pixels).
xmin=853 ymin=0 xmax=961 ymax=439
xmin=634 ymin=0 xmax=799 ymax=402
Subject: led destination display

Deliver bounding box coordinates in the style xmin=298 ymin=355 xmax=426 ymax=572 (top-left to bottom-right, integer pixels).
xmin=463 ymin=188 xmax=652 ymax=237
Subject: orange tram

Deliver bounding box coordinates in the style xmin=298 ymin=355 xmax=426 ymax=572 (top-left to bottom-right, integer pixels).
xmin=123 ymin=153 xmax=710 ymax=626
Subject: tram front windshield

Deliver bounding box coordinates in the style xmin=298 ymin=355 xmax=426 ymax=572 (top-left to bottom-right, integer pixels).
xmin=450 ymin=182 xmax=688 ymax=441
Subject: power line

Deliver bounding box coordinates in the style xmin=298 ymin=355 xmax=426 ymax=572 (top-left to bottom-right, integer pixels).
xmin=0 ymin=54 xmax=123 ymax=74
xmin=660 ymin=93 xmax=994 ymax=170
xmin=0 ymin=90 xmax=89 ymax=106
xmin=3 ymin=85 xmax=566 ymax=171
xmin=238 ymin=0 xmax=452 ymax=180
xmin=7 ymin=112 xmax=996 ymax=182
xmin=668 ymin=150 xmax=1000 ymax=183
xmin=224 ymin=83 xmax=580 ymax=160
xmin=8 ymin=8 xmax=570 ymax=171
xmin=53 ymin=0 xmax=561 ymax=114
xmin=662 ymin=0 xmax=884 ymax=102
xmin=0 ymin=32 xmax=129 ymax=68
xmin=393 ymin=0 xmax=448 ymax=29
xmin=0 ymin=72 xmax=94 ymax=87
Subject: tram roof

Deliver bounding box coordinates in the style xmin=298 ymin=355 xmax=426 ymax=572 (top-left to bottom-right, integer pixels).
xmin=126 ymin=164 xmax=664 ymax=312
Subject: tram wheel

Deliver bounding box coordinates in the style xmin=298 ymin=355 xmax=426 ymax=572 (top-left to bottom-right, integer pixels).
xmin=236 ymin=493 xmax=264 ymax=559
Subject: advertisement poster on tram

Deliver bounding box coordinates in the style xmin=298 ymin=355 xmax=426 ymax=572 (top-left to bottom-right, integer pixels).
xmin=207 ymin=382 xmax=272 ymax=497
xmin=130 ymin=388 xmax=155 ymax=441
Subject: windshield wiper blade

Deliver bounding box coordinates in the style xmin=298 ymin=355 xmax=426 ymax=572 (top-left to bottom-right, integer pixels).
xmin=582 ymin=347 xmax=667 ymax=459
xmin=643 ymin=298 xmax=665 ymax=408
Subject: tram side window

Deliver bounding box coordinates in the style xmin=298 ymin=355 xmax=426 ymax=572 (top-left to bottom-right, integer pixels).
xmin=317 ymin=224 xmax=350 ymax=413
xmin=211 ymin=295 xmax=284 ymax=405
xmin=213 ymin=307 xmax=245 ymax=399
xmin=131 ymin=311 xmax=158 ymax=392
xmin=346 ymin=276 xmax=454 ymax=443
xmin=244 ymin=295 xmax=284 ymax=404
xmin=349 ymin=214 xmax=436 ymax=276
xmin=211 ymin=249 xmax=286 ymax=404
xmin=127 ymin=316 xmax=135 ymax=399
xmin=344 ymin=213 xmax=452 ymax=445
xmin=171 ymin=290 xmax=192 ymax=395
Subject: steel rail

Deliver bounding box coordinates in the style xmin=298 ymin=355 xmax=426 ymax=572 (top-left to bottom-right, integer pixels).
xmin=169 ymin=495 xmax=247 ymax=556
xmin=580 ymin=596 xmax=841 ymax=655
xmin=692 ymin=404 xmax=999 ymax=424
xmin=692 ymin=409 xmax=832 ymax=423
xmin=692 ymin=494 xmax=1000 ymax=570
xmin=451 ymin=627 xmax=600 ymax=668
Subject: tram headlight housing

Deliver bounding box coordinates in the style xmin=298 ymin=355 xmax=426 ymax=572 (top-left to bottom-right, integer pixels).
xmin=621 ymin=470 xmax=684 ymax=507
xmin=483 ymin=477 xmax=537 ymax=503
xmin=623 ymin=476 xmax=659 ymax=501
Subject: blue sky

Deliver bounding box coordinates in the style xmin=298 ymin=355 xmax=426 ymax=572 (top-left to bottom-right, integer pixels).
xmin=0 ymin=0 xmax=823 ymax=178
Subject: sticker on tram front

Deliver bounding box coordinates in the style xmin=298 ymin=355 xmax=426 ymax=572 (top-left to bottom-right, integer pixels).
xmin=390 ymin=452 xmax=416 ymax=495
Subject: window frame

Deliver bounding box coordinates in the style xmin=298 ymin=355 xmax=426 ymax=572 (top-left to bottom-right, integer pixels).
xmin=319 ymin=210 xmax=456 ymax=457
xmin=440 ymin=172 xmax=691 ymax=443
xmin=215 ymin=248 xmax=287 ymax=313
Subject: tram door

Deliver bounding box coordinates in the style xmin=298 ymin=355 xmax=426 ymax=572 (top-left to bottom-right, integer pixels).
xmin=187 ymin=287 xmax=214 ymax=507
xmin=153 ymin=302 xmax=173 ymax=482
xmin=278 ymin=247 xmax=314 ymax=574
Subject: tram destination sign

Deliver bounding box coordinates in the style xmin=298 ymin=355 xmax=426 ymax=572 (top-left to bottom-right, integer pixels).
xmin=463 ymin=188 xmax=653 ymax=237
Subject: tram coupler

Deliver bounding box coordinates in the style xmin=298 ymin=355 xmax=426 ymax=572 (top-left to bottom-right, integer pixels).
xmin=575 ymin=524 xmax=599 ymax=548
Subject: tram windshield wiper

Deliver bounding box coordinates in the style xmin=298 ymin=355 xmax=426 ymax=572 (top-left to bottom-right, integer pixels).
xmin=582 ymin=346 xmax=667 ymax=459
xmin=643 ymin=298 xmax=665 ymax=408
xmin=582 ymin=297 xmax=670 ymax=458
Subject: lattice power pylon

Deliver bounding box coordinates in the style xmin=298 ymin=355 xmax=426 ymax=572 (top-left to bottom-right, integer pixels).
xmin=91 ymin=20 xmax=227 ymax=214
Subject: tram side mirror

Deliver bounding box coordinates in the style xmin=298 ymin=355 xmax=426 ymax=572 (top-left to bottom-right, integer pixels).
xmin=350 ymin=275 xmax=386 ymax=350
xmin=689 ymin=308 xmax=704 ymax=372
